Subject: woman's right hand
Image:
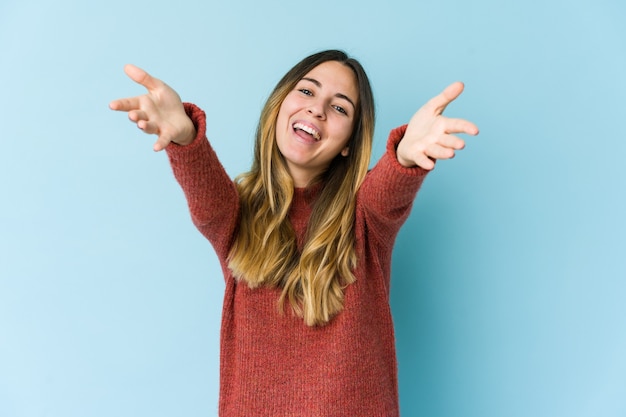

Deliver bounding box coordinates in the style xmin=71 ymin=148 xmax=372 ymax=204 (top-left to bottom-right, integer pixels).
xmin=109 ymin=65 xmax=196 ymax=151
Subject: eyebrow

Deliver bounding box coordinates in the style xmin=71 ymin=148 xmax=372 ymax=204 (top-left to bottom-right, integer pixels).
xmin=301 ymin=77 xmax=357 ymax=110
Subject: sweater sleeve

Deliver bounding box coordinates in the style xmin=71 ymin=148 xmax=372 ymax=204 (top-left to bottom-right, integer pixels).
xmin=165 ymin=102 xmax=240 ymax=258
xmin=357 ymin=125 xmax=429 ymax=250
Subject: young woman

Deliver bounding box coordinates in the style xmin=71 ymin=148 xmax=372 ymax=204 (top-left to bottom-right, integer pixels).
xmin=110 ymin=50 xmax=478 ymax=416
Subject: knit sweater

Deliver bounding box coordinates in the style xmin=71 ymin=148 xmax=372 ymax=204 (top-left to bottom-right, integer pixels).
xmin=166 ymin=103 xmax=428 ymax=417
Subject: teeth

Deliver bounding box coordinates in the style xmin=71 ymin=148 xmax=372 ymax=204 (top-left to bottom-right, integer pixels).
xmin=294 ymin=122 xmax=321 ymax=140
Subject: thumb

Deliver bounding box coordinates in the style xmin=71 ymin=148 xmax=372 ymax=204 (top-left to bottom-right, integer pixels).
xmin=426 ymin=81 xmax=465 ymax=115
xmin=123 ymin=64 xmax=163 ymax=92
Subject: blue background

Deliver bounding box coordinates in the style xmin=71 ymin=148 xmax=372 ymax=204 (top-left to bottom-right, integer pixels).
xmin=1 ymin=1 xmax=625 ymax=416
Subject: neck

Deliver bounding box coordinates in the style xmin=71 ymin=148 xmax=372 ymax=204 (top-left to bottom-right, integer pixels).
xmin=288 ymin=167 xmax=321 ymax=188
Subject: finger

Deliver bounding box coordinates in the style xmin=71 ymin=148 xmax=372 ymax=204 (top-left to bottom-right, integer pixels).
xmin=440 ymin=117 xmax=479 ymax=135
xmin=128 ymin=109 xmax=149 ymax=123
xmin=109 ymin=96 xmax=141 ymax=112
xmin=153 ymin=133 xmax=173 ymax=152
xmin=414 ymin=154 xmax=436 ymax=171
xmin=426 ymin=143 xmax=456 ymax=160
xmin=153 ymin=142 xmax=165 ymax=152
xmin=137 ymin=120 xmax=159 ymax=135
xmin=425 ymin=81 xmax=465 ymax=115
xmin=123 ymin=64 xmax=164 ymax=92
xmin=438 ymin=134 xmax=466 ymax=151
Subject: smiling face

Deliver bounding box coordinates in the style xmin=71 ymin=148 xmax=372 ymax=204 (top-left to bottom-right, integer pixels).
xmin=275 ymin=60 xmax=359 ymax=187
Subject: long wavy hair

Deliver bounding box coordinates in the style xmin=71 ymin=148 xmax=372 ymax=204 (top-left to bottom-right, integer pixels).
xmin=227 ymin=50 xmax=375 ymax=326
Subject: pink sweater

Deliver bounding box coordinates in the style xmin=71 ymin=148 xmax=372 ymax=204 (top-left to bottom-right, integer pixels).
xmin=166 ymin=103 xmax=428 ymax=416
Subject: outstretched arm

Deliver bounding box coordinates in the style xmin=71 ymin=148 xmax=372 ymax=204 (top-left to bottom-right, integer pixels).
xmin=109 ymin=64 xmax=196 ymax=151
xmin=396 ymin=81 xmax=479 ymax=170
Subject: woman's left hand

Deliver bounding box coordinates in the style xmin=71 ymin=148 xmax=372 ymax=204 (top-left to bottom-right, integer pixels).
xmin=396 ymin=82 xmax=479 ymax=170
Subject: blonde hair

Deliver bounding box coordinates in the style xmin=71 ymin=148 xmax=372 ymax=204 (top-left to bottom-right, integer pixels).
xmin=228 ymin=50 xmax=375 ymax=326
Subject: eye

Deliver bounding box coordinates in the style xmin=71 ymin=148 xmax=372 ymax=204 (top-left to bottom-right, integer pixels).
xmin=298 ymin=88 xmax=313 ymax=96
xmin=333 ymin=105 xmax=348 ymax=115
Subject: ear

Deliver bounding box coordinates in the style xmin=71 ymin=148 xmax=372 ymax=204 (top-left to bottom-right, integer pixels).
xmin=341 ymin=147 xmax=349 ymax=157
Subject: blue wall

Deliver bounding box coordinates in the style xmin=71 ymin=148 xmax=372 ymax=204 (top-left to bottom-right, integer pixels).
xmin=1 ymin=1 xmax=624 ymax=416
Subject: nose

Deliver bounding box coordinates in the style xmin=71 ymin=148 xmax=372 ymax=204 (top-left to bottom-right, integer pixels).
xmin=307 ymin=100 xmax=326 ymax=119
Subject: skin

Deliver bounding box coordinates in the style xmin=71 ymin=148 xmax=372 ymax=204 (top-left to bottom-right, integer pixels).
xmin=109 ymin=64 xmax=479 ymax=171
xmin=396 ymin=81 xmax=479 ymax=170
xmin=109 ymin=64 xmax=196 ymax=152
xmin=275 ymin=61 xmax=358 ymax=187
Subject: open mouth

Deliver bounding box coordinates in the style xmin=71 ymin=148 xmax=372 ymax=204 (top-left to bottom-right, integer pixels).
xmin=293 ymin=122 xmax=321 ymax=141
